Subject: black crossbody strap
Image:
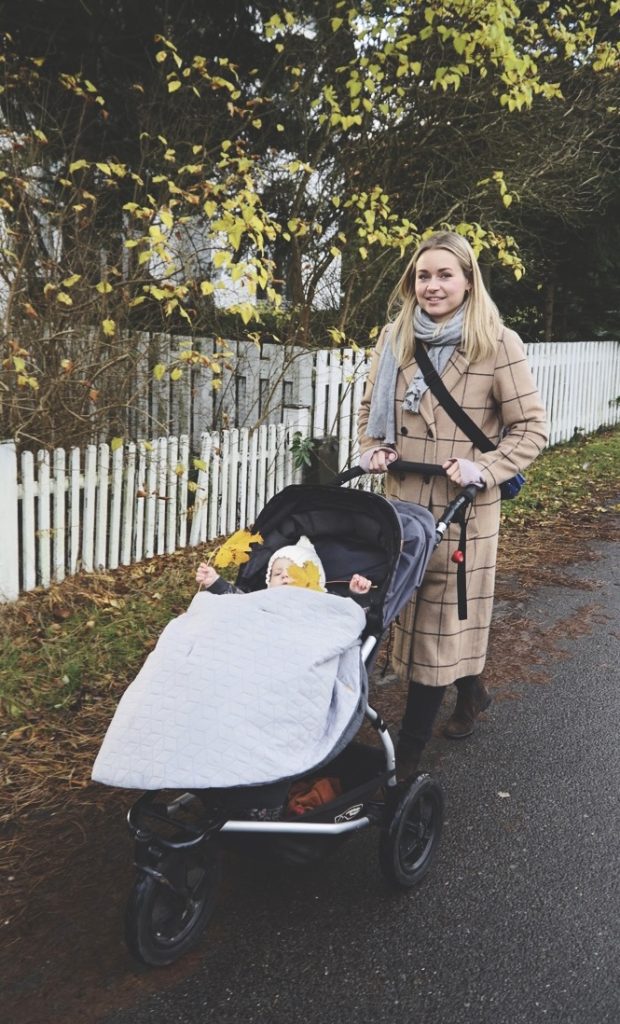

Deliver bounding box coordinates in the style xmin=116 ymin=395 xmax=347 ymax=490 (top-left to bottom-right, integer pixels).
xmin=414 ymin=339 xmax=496 ymax=454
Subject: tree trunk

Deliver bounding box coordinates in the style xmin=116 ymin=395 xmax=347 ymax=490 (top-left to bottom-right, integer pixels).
xmin=543 ymin=279 xmax=555 ymax=342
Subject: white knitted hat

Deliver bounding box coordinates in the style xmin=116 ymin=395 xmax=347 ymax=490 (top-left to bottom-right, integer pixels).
xmin=266 ymin=535 xmax=326 ymax=589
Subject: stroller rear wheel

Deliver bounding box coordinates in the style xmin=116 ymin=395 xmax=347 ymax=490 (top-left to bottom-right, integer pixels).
xmin=379 ymin=774 xmax=444 ymax=889
xmin=125 ymin=843 xmax=221 ymax=966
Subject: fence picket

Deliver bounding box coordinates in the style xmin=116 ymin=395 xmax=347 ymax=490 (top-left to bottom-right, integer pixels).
xmin=53 ymin=448 xmax=66 ymax=583
xmin=69 ymin=447 xmax=81 ymax=575
xmin=0 ymin=442 xmax=19 ymax=601
xmin=177 ymin=434 xmax=190 ymax=548
xmin=37 ymin=450 xmax=51 ymax=587
xmin=208 ymin=432 xmax=221 ymax=541
xmin=134 ymin=443 xmax=147 ymax=563
xmin=219 ymin=431 xmax=230 ymax=537
xmin=20 ymin=451 xmax=36 ymax=592
xmin=227 ymin=429 xmax=240 ymax=535
xmin=143 ymin=443 xmax=158 ymax=559
xmin=166 ymin=435 xmax=179 ymax=554
xmin=121 ymin=443 xmax=137 ymax=565
xmin=256 ymin=426 xmax=267 ymax=513
xmin=188 ymin=432 xmax=212 ymax=546
xmin=155 ymin=437 xmax=167 ymax=555
xmin=275 ymin=424 xmax=286 ymax=494
xmin=247 ymin=428 xmax=259 ymax=526
xmin=266 ymin=424 xmax=278 ymax=501
xmin=95 ymin=444 xmax=109 ymax=570
xmin=238 ymin=428 xmax=250 ymax=528
xmin=108 ymin=443 xmax=124 ymax=570
xmin=313 ymin=350 xmax=329 ymax=437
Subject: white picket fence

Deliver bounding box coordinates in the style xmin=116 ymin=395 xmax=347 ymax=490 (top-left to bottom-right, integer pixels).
xmin=128 ymin=333 xmax=620 ymax=449
xmin=1 ymin=339 xmax=619 ymax=602
xmin=0 ymin=422 xmax=314 ymax=602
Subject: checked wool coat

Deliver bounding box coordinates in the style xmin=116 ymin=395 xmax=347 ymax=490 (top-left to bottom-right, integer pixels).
xmin=358 ymin=325 xmax=548 ymax=687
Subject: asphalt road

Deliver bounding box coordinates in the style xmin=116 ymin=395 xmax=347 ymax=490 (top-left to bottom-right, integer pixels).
xmin=104 ymin=535 xmax=620 ymax=1024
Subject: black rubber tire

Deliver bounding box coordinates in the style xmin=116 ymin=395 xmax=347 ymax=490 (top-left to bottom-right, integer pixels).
xmin=379 ymin=774 xmax=444 ymax=889
xmin=124 ymin=844 xmax=221 ymax=966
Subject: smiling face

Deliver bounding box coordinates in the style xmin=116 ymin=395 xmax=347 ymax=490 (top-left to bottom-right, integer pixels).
xmin=268 ymin=556 xmax=294 ymax=587
xmin=414 ymin=248 xmax=470 ymax=323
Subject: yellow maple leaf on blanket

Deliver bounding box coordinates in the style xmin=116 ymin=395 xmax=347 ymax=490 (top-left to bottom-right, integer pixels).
xmin=212 ymin=528 xmax=263 ymax=568
xmin=286 ymin=561 xmax=326 ymax=592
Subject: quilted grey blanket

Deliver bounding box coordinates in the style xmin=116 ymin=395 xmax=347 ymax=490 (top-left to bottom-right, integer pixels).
xmin=92 ymin=587 xmax=367 ymax=790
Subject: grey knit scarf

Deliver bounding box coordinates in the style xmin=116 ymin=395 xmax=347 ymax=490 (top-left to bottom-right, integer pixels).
xmin=366 ymin=304 xmax=465 ymax=445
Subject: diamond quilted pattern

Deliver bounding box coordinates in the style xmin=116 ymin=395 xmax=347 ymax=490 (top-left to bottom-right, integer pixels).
xmin=92 ymin=588 xmax=366 ymax=790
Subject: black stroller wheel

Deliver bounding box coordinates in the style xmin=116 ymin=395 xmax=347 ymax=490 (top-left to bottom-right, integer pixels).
xmin=379 ymin=774 xmax=444 ymax=889
xmin=125 ymin=844 xmax=221 ymax=966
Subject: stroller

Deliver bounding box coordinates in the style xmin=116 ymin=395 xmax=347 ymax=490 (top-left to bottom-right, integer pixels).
xmin=123 ymin=461 xmax=478 ymax=966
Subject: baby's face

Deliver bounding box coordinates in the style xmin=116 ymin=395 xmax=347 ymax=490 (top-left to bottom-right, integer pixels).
xmin=269 ymin=557 xmax=294 ymax=587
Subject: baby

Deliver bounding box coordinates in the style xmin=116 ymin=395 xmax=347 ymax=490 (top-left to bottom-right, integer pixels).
xmin=196 ymin=535 xmax=372 ymax=597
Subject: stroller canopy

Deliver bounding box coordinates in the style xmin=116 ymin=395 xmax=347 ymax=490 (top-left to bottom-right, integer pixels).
xmin=237 ymin=485 xmax=436 ymax=634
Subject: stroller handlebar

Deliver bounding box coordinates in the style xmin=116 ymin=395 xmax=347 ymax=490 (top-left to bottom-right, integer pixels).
xmin=332 ymin=460 xmax=478 ymax=538
xmin=332 ymin=458 xmax=445 ymax=486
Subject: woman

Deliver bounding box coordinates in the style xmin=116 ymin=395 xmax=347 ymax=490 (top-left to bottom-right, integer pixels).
xmin=358 ymin=231 xmax=548 ymax=774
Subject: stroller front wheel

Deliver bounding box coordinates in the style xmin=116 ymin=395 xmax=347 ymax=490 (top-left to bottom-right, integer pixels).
xmin=125 ymin=843 xmax=221 ymax=966
xmin=379 ymin=774 xmax=444 ymax=889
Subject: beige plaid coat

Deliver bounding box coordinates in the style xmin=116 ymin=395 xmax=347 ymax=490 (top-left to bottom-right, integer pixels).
xmin=358 ymin=325 xmax=548 ymax=686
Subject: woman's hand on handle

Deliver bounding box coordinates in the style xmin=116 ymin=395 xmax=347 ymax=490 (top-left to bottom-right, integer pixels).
xmin=442 ymin=458 xmax=485 ymax=489
xmin=359 ymin=446 xmax=399 ymax=474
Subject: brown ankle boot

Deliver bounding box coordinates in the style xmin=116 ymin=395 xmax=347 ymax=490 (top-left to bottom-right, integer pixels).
xmin=443 ymin=677 xmax=492 ymax=739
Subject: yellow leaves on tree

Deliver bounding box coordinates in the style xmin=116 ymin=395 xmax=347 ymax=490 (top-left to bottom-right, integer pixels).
xmin=212 ymin=529 xmax=263 ymax=568
xmin=286 ymin=561 xmax=325 ymax=592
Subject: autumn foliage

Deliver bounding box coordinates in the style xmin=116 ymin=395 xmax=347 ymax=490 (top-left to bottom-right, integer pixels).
xmin=1 ymin=2 xmax=618 ymax=449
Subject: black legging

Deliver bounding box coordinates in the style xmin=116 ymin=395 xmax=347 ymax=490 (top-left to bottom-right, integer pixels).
xmin=400 ymin=676 xmax=477 ymax=745
xmin=400 ymin=681 xmax=446 ymax=746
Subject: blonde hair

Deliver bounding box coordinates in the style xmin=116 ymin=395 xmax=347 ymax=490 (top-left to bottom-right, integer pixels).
xmin=387 ymin=232 xmax=501 ymax=365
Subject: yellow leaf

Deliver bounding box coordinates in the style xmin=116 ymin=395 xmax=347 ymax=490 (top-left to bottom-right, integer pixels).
xmin=101 ymin=318 xmax=116 ymax=336
xmin=56 ymin=291 xmax=73 ymax=305
xmin=200 ymin=280 xmax=215 ymax=295
xmin=168 ymin=79 xmax=182 ymax=93
xmin=96 ymin=162 xmax=112 ymax=175
xmin=193 ymin=458 xmax=207 ymax=471
xmin=62 ymin=273 xmax=81 ymax=287
xmin=96 ymin=281 xmax=113 ymax=293
xmin=33 ymin=129 xmax=48 ymax=143
xmin=160 ymin=208 xmax=173 ymax=230
xmin=170 ymin=367 xmax=182 ymax=381
xmin=213 ymin=529 xmax=264 ymax=568
xmin=69 ymin=159 xmax=89 ymax=173
xmin=287 ymin=561 xmax=325 ymax=592
xmin=111 ymin=436 xmax=124 ymax=452
xmin=153 ymin=363 xmax=167 ymax=381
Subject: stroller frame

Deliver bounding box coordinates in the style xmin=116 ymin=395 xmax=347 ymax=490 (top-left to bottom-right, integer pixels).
xmin=123 ymin=466 xmax=478 ymax=966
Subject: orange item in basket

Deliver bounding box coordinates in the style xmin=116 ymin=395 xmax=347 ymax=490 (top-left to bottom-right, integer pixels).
xmin=286 ymin=776 xmax=343 ymax=815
